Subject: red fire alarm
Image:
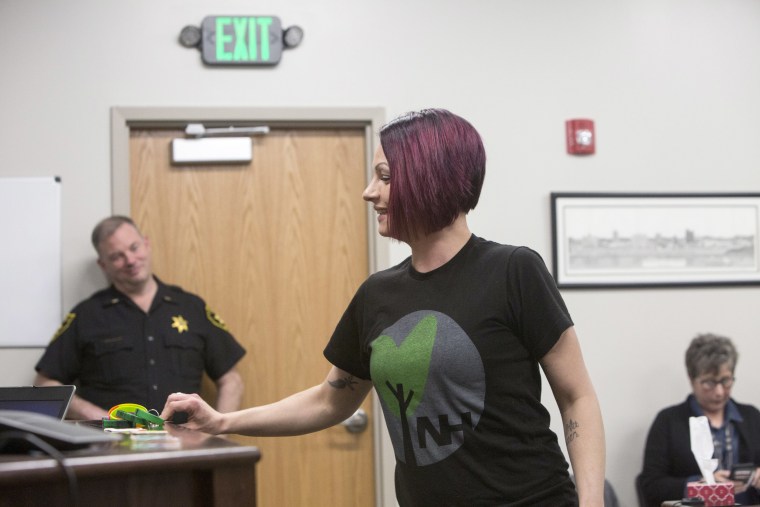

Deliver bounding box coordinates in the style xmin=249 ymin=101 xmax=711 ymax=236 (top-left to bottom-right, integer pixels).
xmin=565 ymin=119 xmax=595 ymax=155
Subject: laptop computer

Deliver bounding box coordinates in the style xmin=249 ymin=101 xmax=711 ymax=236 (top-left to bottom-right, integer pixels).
xmin=0 ymin=386 xmax=122 ymax=452
xmin=0 ymin=385 xmax=76 ymax=419
xmin=0 ymin=409 xmax=122 ymax=451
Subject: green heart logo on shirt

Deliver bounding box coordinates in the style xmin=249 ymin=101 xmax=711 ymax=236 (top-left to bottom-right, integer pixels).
xmin=370 ymin=314 xmax=437 ymax=418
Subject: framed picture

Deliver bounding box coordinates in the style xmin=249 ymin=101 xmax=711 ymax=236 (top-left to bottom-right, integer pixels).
xmin=550 ymin=193 xmax=760 ymax=288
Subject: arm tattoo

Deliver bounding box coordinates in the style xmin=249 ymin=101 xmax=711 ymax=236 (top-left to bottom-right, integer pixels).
xmin=328 ymin=375 xmax=358 ymax=391
xmin=565 ymin=418 xmax=580 ymax=445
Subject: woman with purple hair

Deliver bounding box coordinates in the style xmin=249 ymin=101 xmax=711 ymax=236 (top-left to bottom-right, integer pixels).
xmin=163 ymin=108 xmax=606 ymax=506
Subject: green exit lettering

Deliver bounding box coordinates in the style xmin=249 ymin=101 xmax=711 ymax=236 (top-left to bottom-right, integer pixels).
xmin=215 ymin=17 xmax=273 ymax=62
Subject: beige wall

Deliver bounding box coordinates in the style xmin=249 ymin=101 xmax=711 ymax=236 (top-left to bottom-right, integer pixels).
xmin=2 ymin=1 xmax=760 ymax=505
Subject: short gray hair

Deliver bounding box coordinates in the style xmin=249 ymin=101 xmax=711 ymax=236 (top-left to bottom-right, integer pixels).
xmin=685 ymin=333 xmax=737 ymax=379
xmin=91 ymin=216 xmax=141 ymax=255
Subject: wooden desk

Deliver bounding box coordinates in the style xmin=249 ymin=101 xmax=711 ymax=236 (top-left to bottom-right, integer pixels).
xmin=0 ymin=424 xmax=260 ymax=507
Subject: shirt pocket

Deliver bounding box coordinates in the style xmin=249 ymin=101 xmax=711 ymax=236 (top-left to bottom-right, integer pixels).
xmin=164 ymin=333 xmax=205 ymax=379
xmin=91 ymin=335 xmax=136 ymax=385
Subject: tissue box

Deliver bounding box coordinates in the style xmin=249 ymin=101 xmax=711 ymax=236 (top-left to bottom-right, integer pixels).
xmin=686 ymin=482 xmax=735 ymax=507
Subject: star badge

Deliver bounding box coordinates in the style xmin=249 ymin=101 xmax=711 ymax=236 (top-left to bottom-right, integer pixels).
xmin=171 ymin=315 xmax=189 ymax=333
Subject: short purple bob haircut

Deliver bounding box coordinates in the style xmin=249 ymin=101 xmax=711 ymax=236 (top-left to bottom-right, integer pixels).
xmin=379 ymin=108 xmax=486 ymax=240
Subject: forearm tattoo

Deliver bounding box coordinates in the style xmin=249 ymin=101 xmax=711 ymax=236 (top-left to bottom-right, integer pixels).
xmin=328 ymin=375 xmax=358 ymax=391
xmin=565 ymin=418 xmax=580 ymax=445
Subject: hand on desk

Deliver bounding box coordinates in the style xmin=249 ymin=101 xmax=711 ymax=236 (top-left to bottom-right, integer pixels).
xmin=161 ymin=392 xmax=224 ymax=435
xmin=744 ymin=467 xmax=760 ymax=491
xmin=714 ymin=467 xmax=760 ymax=494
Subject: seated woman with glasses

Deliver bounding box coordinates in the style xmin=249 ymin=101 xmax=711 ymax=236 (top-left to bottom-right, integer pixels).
xmin=638 ymin=333 xmax=760 ymax=507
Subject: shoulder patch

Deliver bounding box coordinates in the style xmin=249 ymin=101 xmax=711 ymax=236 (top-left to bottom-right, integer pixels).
xmin=51 ymin=313 xmax=76 ymax=342
xmin=206 ymin=306 xmax=228 ymax=331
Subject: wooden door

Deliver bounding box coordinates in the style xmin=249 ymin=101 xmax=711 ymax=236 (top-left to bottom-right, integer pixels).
xmin=129 ymin=126 xmax=374 ymax=507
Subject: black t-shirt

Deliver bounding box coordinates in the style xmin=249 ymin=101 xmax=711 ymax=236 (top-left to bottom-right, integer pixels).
xmin=36 ymin=278 xmax=246 ymax=411
xmin=324 ymin=235 xmax=577 ymax=506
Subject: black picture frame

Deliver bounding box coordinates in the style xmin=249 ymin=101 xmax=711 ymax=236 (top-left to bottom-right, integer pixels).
xmin=550 ymin=192 xmax=760 ymax=288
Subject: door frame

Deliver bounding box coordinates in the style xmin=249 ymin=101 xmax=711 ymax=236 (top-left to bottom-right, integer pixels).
xmin=110 ymin=106 xmax=394 ymax=507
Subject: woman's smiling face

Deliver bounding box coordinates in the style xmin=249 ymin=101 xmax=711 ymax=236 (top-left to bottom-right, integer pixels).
xmin=363 ymin=144 xmax=391 ymax=237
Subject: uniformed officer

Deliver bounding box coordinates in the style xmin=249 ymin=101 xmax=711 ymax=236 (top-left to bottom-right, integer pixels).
xmin=34 ymin=216 xmax=246 ymax=420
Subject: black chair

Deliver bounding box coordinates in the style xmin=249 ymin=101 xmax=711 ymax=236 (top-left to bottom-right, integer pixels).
xmin=604 ymin=478 xmax=620 ymax=507
xmin=570 ymin=475 xmax=620 ymax=507
xmin=635 ymin=473 xmax=647 ymax=507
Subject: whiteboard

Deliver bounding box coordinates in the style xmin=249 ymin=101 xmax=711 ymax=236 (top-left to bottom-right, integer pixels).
xmin=0 ymin=177 xmax=61 ymax=347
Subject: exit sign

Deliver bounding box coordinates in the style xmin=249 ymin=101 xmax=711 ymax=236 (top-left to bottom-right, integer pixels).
xmin=201 ymin=16 xmax=283 ymax=65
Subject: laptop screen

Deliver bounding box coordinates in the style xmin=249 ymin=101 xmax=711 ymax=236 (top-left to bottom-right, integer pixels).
xmin=0 ymin=385 xmax=75 ymax=419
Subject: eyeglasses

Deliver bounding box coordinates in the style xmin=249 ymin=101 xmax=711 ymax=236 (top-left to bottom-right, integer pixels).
xmin=698 ymin=376 xmax=735 ymax=390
